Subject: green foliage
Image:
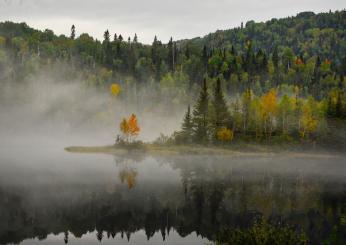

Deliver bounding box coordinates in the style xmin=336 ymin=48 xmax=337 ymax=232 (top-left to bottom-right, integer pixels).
xmin=192 ymin=79 xmax=210 ymax=143
xmin=214 ymin=219 xmax=307 ymax=245
xmin=0 ymin=10 xmax=345 ymax=101
xmin=212 ymin=78 xmax=232 ymax=136
xmin=180 ymin=105 xmax=193 ymax=143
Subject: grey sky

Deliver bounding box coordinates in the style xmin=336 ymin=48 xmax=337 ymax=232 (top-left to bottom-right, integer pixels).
xmin=0 ymin=0 xmax=345 ymax=44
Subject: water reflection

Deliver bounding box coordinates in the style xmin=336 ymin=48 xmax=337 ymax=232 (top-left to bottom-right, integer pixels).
xmin=0 ymin=153 xmax=346 ymax=244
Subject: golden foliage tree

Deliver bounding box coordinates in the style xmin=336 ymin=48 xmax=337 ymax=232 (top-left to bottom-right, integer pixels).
xmin=217 ymin=127 xmax=234 ymax=143
xmin=119 ymin=114 xmax=140 ymax=142
xmin=300 ymin=103 xmax=318 ymax=139
xmin=110 ymin=83 xmax=121 ymax=96
xmin=261 ymin=89 xmax=278 ymax=140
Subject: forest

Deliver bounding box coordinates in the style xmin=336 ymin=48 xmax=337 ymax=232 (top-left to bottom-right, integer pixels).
xmin=0 ymin=10 xmax=346 ymax=145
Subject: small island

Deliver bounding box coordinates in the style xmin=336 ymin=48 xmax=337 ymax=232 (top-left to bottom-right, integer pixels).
xmin=66 ymin=79 xmax=345 ymax=158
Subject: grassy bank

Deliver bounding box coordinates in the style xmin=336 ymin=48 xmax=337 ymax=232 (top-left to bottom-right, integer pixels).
xmin=64 ymin=142 xmax=340 ymax=159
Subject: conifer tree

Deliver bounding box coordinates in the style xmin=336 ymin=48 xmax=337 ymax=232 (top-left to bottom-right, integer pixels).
xmin=70 ymin=25 xmax=76 ymax=40
xmin=181 ymin=105 xmax=193 ymax=143
xmin=103 ymin=30 xmax=110 ymax=42
xmin=311 ymin=56 xmax=321 ymax=98
xmin=213 ymin=78 xmax=232 ymax=135
xmin=336 ymin=91 xmax=343 ymax=118
xmin=192 ymin=79 xmax=209 ymax=143
xmin=167 ymin=37 xmax=174 ymax=71
xmin=272 ymin=46 xmax=279 ymax=86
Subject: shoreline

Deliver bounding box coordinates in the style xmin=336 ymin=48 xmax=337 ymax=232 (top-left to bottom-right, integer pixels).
xmin=64 ymin=144 xmax=342 ymax=159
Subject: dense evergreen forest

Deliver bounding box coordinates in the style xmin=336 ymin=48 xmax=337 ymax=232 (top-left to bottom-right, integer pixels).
xmin=1 ymin=10 xmax=346 ymax=144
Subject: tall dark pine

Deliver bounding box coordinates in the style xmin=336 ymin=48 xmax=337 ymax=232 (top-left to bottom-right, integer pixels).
xmin=103 ymin=30 xmax=112 ymax=67
xmin=335 ymin=91 xmax=343 ymax=118
xmin=181 ymin=105 xmax=193 ymax=143
xmin=167 ymin=37 xmax=174 ymax=71
xmin=202 ymin=45 xmax=208 ymax=70
xmin=70 ymin=25 xmax=76 ymax=40
xmin=103 ymin=30 xmax=110 ymax=42
xmin=213 ymin=78 xmax=232 ymax=133
xmin=311 ymin=56 xmax=321 ymax=98
xmin=340 ymin=55 xmax=346 ymax=77
xmin=272 ymin=46 xmax=279 ymax=86
xmin=192 ymin=79 xmax=209 ymax=143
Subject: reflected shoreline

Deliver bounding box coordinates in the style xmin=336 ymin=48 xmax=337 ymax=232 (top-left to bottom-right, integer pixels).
xmin=1 ymin=153 xmax=346 ymax=244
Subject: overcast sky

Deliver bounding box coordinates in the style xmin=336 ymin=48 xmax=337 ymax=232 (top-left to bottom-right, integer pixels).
xmin=0 ymin=0 xmax=345 ymax=44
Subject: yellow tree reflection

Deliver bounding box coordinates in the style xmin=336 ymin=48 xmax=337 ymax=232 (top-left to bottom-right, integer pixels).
xmin=119 ymin=167 xmax=138 ymax=189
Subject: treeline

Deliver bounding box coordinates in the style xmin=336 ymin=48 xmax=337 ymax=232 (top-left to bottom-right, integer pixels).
xmin=0 ymin=10 xmax=345 ymax=119
xmin=174 ymin=79 xmax=329 ymax=144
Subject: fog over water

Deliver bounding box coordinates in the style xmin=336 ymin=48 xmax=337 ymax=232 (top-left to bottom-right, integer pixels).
xmin=1 ymin=69 xmax=346 ymax=244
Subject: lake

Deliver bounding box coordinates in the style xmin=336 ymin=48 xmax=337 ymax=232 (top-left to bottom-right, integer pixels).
xmin=1 ymin=142 xmax=346 ymax=244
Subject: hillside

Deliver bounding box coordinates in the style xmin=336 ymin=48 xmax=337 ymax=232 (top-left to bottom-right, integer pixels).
xmin=0 ymin=10 xmax=345 ymax=125
xmin=180 ymin=10 xmax=346 ymax=60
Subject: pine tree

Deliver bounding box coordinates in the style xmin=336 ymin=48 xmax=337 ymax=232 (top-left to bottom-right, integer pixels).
xmin=272 ymin=46 xmax=280 ymax=87
xmin=213 ymin=78 xmax=232 ymax=135
xmin=181 ymin=105 xmax=193 ymax=143
xmin=202 ymin=45 xmax=208 ymax=69
xmin=327 ymin=95 xmax=335 ymax=118
xmin=336 ymin=91 xmax=343 ymax=118
xmin=311 ymin=56 xmax=321 ymax=98
xmin=341 ymin=55 xmax=346 ymax=77
xmin=133 ymin=33 xmax=138 ymax=43
xmin=103 ymin=30 xmax=112 ymax=67
xmin=103 ymin=30 xmax=110 ymax=42
xmin=70 ymin=25 xmax=76 ymax=40
xmin=167 ymin=37 xmax=174 ymax=71
xmin=192 ymin=79 xmax=209 ymax=143
xmin=272 ymin=46 xmax=279 ymax=69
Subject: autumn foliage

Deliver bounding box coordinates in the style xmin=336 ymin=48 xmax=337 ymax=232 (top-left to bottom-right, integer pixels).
xmin=120 ymin=114 xmax=140 ymax=142
xmin=217 ymin=127 xmax=234 ymax=143
xmin=110 ymin=83 xmax=121 ymax=96
xmin=119 ymin=167 xmax=138 ymax=189
xmin=177 ymin=80 xmax=326 ymax=145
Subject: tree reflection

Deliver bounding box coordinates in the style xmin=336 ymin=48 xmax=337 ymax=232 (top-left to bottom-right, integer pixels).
xmin=119 ymin=167 xmax=138 ymax=189
xmin=0 ymin=156 xmax=346 ymax=244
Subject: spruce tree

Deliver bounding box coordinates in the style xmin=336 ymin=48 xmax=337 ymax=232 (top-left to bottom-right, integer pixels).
xmin=213 ymin=78 xmax=232 ymax=135
xmin=192 ymin=79 xmax=209 ymax=143
xmin=167 ymin=37 xmax=174 ymax=71
xmin=103 ymin=30 xmax=110 ymax=42
xmin=272 ymin=46 xmax=279 ymax=69
xmin=311 ymin=56 xmax=321 ymax=98
xmin=70 ymin=25 xmax=76 ymax=40
xmin=181 ymin=105 xmax=193 ymax=143
xmin=272 ymin=46 xmax=279 ymax=87
xmin=336 ymin=91 xmax=343 ymax=118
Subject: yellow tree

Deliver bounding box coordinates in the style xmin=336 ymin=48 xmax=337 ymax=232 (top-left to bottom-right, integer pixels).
xmin=300 ymin=102 xmax=318 ymax=139
xmin=261 ymin=89 xmax=278 ymax=140
xmin=249 ymin=97 xmax=264 ymax=140
xmin=110 ymin=83 xmax=121 ymax=96
xmin=217 ymin=127 xmax=234 ymax=143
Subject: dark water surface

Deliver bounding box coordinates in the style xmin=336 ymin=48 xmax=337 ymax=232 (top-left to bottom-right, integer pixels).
xmin=1 ymin=143 xmax=346 ymax=244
